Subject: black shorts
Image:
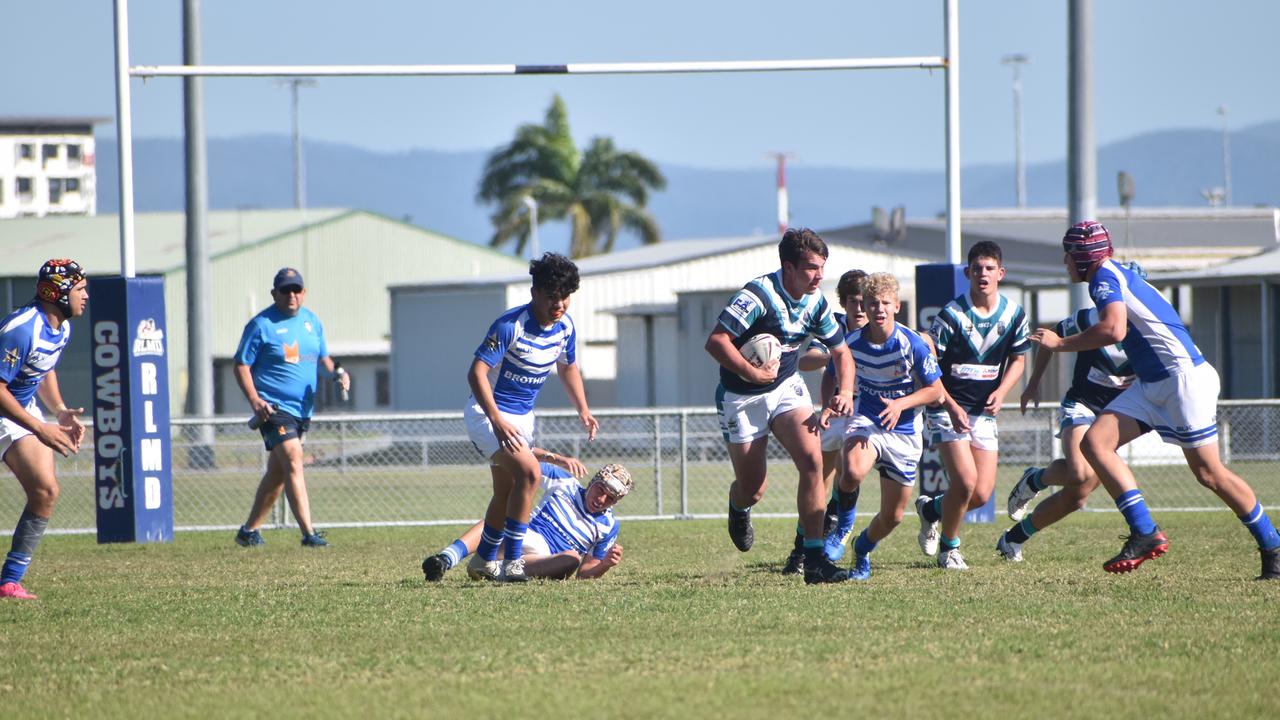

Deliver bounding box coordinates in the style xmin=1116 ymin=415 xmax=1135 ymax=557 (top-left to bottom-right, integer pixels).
xmin=259 ymin=409 xmax=310 ymax=451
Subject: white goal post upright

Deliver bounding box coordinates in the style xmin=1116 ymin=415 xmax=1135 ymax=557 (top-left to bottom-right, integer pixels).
xmin=111 ymin=0 xmax=962 ymax=270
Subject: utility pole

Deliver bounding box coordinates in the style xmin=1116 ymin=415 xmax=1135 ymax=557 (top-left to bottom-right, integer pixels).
xmin=1218 ymin=105 xmax=1233 ymax=206
xmin=278 ymin=78 xmax=316 ymax=209
xmin=766 ymin=152 xmax=795 ymax=234
xmin=522 ymin=195 xmax=540 ymax=260
xmin=1001 ymin=54 xmax=1029 ymax=208
xmin=183 ymin=0 xmax=213 ymax=439
xmin=1067 ymin=0 xmax=1096 ymax=312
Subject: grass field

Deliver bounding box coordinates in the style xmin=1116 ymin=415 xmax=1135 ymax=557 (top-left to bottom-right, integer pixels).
xmin=3 ymin=512 xmax=1278 ymax=718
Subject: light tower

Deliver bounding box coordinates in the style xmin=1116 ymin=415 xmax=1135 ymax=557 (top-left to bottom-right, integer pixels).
xmin=767 ymin=152 xmax=795 ymax=233
xmin=1001 ymin=53 xmax=1030 ymax=208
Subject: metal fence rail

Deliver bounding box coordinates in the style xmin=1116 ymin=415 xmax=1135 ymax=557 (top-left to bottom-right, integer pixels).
xmin=3 ymin=401 xmax=1278 ymax=535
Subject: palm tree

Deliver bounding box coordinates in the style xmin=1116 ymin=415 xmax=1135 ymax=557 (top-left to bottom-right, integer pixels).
xmin=477 ymin=95 xmax=666 ymax=258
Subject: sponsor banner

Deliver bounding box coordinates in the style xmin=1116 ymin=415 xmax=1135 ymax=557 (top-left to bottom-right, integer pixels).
xmin=914 ymin=264 xmax=995 ymax=523
xmin=90 ymin=276 xmax=174 ymax=543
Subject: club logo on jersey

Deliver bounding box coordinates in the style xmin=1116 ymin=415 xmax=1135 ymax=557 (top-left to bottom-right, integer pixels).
xmin=483 ymin=334 xmax=500 ymax=352
xmin=726 ymin=292 xmax=759 ymax=324
xmin=1092 ymin=281 xmax=1115 ymax=302
xmin=132 ymin=318 xmax=165 ymax=357
xmin=304 ymin=322 xmax=313 ymax=333
xmin=996 ymin=321 xmax=1007 ymax=336
xmin=282 ymin=341 xmax=300 ymax=364
xmin=922 ymin=353 xmax=940 ymax=377
xmin=2 ymin=348 xmax=17 ymax=367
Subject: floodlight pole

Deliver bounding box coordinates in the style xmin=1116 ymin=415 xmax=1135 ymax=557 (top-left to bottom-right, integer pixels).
xmin=944 ymin=0 xmax=961 ymax=265
xmin=523 ymin=196 xmax=539 ymax=260
xmin=1067 ymin=0 xmax=1096 ymax=311
xmin=113 ymin=0 xmax=137 ymax=277
xmin=1002 ymin=54 xmax=1029 ymax=208
xmin=1218 ymin=105 xmax=1232 ymax=206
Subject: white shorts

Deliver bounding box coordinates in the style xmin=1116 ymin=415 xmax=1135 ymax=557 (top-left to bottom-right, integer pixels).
xmin=820 ymin=415 xmax=850 ymax=452
xmin=1056 ymin=400 xmax=1098 ymax=439
xmin=464 ymin=398 xmax=536 ymax=461
xmin=926 ymin=410 xmax=999 ymax=452
xmin=520 ymin=528 xmax=552 ymax=558
xmin=844 ymin=414 xmax=923 ymax=486
xmin=1105 ymin=362 xmax=1219 ymax=449
xmin=717 ymin=374 xmax=814 ymax=444
xmin=0 ymin=400 xmax=42 ymax=461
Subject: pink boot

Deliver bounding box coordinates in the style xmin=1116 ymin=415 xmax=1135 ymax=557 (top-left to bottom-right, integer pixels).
xmin=0 ymin=581 xmax=37 ymax=600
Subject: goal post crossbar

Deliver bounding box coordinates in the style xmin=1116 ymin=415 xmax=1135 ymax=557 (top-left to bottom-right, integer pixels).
xmin=130 ymin=57 xmax=947 ymax=79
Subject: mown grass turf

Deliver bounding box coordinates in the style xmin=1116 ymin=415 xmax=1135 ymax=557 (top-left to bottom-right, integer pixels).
xmin=2 ymin=513 xmax=1277 ymax=718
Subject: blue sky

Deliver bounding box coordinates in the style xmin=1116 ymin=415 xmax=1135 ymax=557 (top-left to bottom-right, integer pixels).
xmin=6 ymin=1 xmax=1277 ymax=170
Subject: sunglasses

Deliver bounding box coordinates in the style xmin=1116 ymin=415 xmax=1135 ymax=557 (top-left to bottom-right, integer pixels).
xmin=276 ymin=285 xmax=304 ymax=295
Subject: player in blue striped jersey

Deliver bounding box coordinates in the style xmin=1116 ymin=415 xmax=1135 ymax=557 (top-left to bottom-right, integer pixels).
xmin=1031 ymin=222 xmax=1280 ymax=578
xmin=465 ymin=253 xmax=599 ymax=583
xmin=823 ymin=273 xmax=943 ymax=580
xmin=783 ymin=269 xmax=868 ymax=574
xmin=423 ymin=458 xmax=631 ymax=581
xmin=917 ymin=241 xmax=1031 ymax=570
xmin=1000 ymin=304 xmax=1138 ymax=562
xmin=706 ymin=228 xmax=856 ymax=584
xmin=1 ymin=260 xmax=88 ymax=601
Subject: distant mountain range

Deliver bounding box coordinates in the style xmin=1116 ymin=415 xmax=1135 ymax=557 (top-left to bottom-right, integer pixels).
xmin=93 ymin=120 xmax=1280 ymax=252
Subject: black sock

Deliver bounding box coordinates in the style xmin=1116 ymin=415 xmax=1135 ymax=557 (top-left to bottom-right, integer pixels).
xmin=837 ymin=488 xmax=860 ymax=513
xmin=922 ymin=496 xmax=943 ymax=524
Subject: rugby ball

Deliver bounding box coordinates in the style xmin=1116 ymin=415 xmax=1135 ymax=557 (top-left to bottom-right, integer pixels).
xmin=738 ymin=333 xmax=782 ymax=380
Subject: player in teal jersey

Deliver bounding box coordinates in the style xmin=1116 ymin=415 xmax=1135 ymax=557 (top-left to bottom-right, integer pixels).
xmin=917 ymin=241 xmax=1031 ymax=570
xmin=233 ymin=268 xmax=349 ymax=549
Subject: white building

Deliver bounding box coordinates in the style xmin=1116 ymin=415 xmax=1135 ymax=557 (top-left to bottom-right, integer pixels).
xmin=0 ymin=117 xmax=103 ymax=219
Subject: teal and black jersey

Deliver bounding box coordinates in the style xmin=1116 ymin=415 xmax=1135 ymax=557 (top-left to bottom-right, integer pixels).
xmin=717 ymin=269 xmax=844 ymax=396
xmin=929 ymin=293 xmax=1030 ymax=415
xmin=1058 ymin=308 xmax=1135 ymax=413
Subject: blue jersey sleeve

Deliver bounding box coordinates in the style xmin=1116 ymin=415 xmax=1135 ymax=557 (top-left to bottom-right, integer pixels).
xmin=0 ymin=323 xmax=32 ymax=386
xmin=912 ymin=333 xmax=942 ymax=385
xmin=233 ymin=318 xmax=264 ymax=366
xmin=1090 ymin=265 xmax=1124 ymax=309
xmin=717 ymin=287 xmax=765 ymax=338
xmin=591 ymin=521 xmax=620 ymax=560
xmin=474 ymin=315 xmax=517 ymax=367
xmin=561 ymin=322 xmax=578 ymax=366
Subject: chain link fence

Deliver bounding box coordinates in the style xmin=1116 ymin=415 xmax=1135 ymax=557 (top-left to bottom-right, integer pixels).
xmin=4 ymin=401 xmax=1279 ymax=535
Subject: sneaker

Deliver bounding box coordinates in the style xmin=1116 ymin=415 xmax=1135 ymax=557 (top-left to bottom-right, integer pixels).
xmin=1008 ymin=467 xmax=1041 ymax=522
xmin=996 ymin=533 xmax=1024 ymax=562
xmin=466 ymin=554 xmax=501 ymax=582
xmin=0 ymin=581 xmax=37 ymax=600
xmin=937 ymin=547 xmax=969 ymax=570
xmin=823 ymin=524 xmax=855 ymax=563
xmin=803 ymin=554 xmax=849 ymax=584
xmin=849 ymin=555 xmax=872 ymax=581
xmin=1259 ymin=546 xmax=1280 ymax=580
xmin=1103 ymin=528 xmax=1170 ymax=574
xmin=501 ymin=557 xmax=528 ymax=583
xmin=728 ymin=505 xmax=754 ymax=552
xmin=915 ymin=495 xmax=940 ymax=557
xmin=300 ymin=531 xmax=329 ymax=548
xmin=422 ymin=553 xmax=450 ymax=582
xmin=235 ymin=526 xmax=264 ymax=547
xmin=781 ymin=548 xmax=805 ymax=575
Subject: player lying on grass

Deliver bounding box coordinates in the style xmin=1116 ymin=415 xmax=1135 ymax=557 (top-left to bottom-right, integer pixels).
xmin=819 ymin=273 xmax=943 ymax=580
xmin=422 ymin=456 xmax=632 ymax=581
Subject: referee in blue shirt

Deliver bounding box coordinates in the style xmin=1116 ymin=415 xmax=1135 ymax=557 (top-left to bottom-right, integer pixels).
xmin=232 ymin=268 xmax=349 ymax=548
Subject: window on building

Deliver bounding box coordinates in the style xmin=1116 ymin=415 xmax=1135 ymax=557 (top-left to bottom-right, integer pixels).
xmin=18 ymin=143 xmax=34 ymax=160
xmin=66 ymin=144 xmax=82 ymax=165
xmin=16 ymin=177 xmax=33 ymax=200
xmin=376 ymin=368 xmax=391 ymax=407
xmin=49 ymin=178 xmax=63 ymax=204
xmin=42 ymin=144 xmax=59 ymax=165
xmin=65 ymin=178 xmax=80 ymax=194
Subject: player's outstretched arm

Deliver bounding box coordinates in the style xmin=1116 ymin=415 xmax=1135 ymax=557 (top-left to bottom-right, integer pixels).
xmin=557 ymin=361 xmax=598 ymax=441
xmin=577 ymin=544 xmax=623 ymax=580
xmin=1020 ymin=342 xmax=1056 ymax=414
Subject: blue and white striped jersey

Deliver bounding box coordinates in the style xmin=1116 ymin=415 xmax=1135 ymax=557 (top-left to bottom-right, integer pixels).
xmin=717 ymin=269 xmax=844 ymax=395
xmin=849 ymin=325 xmax=942 ymax=435
xmin=1056 ymin=307 xmax=1135 ymax=413
xmin=474 ymin=304 xmax=577 ymax=415
xmin=929 ymin=293 xmax=1031 ymax=415
xmin=528 ymin=463 xmax=619 ymax=561
xmin=1089 ymin=258 xmax=1203 ymax=382
xmin=0 ymin=302 xmax=71 ymax=406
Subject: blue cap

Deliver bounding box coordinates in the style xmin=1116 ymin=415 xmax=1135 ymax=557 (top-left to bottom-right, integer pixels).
xmin=273 ymin=267 xmax=304 ymax=290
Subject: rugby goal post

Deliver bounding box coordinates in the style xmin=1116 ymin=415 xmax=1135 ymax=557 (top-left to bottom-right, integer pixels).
xmin=111 ymin=0 xmax=963 ymax=276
